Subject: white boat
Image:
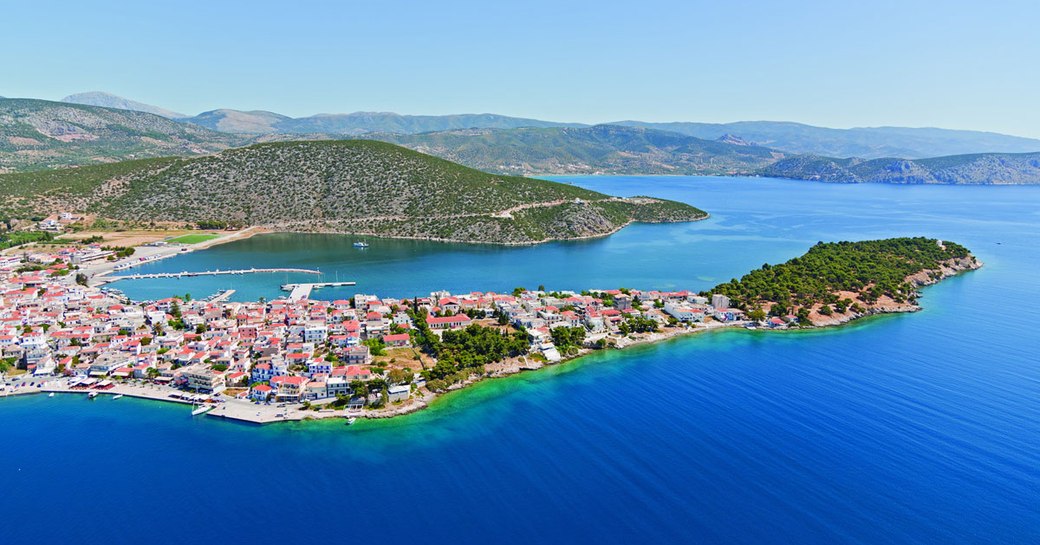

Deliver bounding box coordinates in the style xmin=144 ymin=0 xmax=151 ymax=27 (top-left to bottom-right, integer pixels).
xmin=87 ymin=391 xmax=99 ymax=399
xmin=345 ymin=417 xmax=357 ymax=425
xmin=191 ymin=404 xmax=213 ymax=416
xmin=352 ymin=241 xmax=369 ymax=248
xmin=48 ymin=392 xmax=55 ymax=398
xmin=112 ymin=394 xmax=124 ymax=400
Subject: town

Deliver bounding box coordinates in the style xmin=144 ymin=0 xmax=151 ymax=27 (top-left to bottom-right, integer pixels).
xmin=0 ymin=241 xmax=752 ymax=423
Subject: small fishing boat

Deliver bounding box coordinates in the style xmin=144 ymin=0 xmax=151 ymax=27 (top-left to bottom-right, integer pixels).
xmin=87 ymin=391 xmax=99 ymax=399
xmin=48 ymin=392 xmax=55 ymax=398
xmin=112 ymin=394 xmax=124 ymax=400
xmin=191 ymin=404 xmax=213 ymax=416
xmin=345 ymin=417 xmax=357 ymax=425
xmin=352 ymin=241 xmax=369 ymax=248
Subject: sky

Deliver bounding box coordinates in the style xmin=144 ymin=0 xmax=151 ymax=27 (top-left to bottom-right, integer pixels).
xmin=3 ymin=0 xmax=1039 ymax=137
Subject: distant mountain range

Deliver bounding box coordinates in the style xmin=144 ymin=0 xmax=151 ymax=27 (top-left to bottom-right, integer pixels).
xmin=611 ymin=121 xmax=1040 ymax=160
xmin=62 ymin=92 xmax=187 ymax=119
xmin=5 ymin=92 xmax=1040 ymax=184
xmin=762 ymin=152 xmax=1040 ymax=185
xmin=59 ymin=91 xmax=1040 ymax=159
xmin=369 ymin=125 xmax=782 ymax=176
xmin=0 ymin=98 xmax=245 ymax=173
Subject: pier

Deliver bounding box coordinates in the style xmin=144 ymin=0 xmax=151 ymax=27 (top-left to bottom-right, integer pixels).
xmin=103 ymin=267 xmax=322 ymax=281
xmin=283 ymin=281 xmax=357 ymax=301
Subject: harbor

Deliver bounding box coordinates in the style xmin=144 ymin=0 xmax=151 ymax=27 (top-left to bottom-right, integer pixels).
xmin=101 ymin=267 xmax=322 ymax=282
xmin=283 ymin=281 xmax=358 ymax=301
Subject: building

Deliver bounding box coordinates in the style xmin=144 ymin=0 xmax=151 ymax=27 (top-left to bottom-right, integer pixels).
xmin=183 ymin=367 xmax=226 ymax=393
xmin=427 ymin=314 xmax=472 ymax=330
xmin=711 ymin=294 xmax=730 ymax=310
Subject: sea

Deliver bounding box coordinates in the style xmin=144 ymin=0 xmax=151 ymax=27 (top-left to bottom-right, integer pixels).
xmin=2 ymin=176 xmax=1038 ymax=544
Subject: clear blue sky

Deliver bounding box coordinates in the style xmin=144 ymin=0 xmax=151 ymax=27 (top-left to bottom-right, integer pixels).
xmin=4 ymin=0 xmax=1038 ymax=137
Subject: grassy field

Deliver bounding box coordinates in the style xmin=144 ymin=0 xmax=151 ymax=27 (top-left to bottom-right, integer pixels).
xmin=167 ymin=233 xmax=222 ymax=244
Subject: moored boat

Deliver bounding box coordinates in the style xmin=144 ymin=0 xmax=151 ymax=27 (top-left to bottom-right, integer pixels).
xmin=112 ymin=394 xmax=124 ymax=400
xmin=345 ymin=416 xmax=357 ymax=425
xmin=191 ymin=404 xmax=213 ymax=416
xmin=87 ymin=391 xmax=99 ymax=399
xmin=352 ymin=241 xmax=369 ymax=248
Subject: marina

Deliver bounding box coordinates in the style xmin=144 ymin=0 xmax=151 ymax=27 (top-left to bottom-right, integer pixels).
xmin=101 ymin=267 xmax=322 ymax=282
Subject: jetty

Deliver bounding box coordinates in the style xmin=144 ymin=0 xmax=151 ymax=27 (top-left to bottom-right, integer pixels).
xmin=206 ymin=289 xmax=236 ymax=303
xmin=283 ymin=281 xmax=357 ymax=301
xmin=103 ymin=268 xmax=321 ymax=282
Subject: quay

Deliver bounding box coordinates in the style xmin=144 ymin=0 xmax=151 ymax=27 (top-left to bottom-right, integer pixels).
xmin=283 ymin=281 xmax=357 ymax=301
xmin=103 ymin=267 xmax=322 ymax=281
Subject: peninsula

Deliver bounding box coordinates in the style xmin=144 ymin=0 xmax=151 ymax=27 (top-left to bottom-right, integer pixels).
xmin=0 ymin=237 xmax=980 ymax=423
xmin=0 ymin=140 xmax=706 ymax=245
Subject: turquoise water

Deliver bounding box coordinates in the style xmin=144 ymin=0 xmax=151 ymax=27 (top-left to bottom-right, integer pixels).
xmin=3 ymin=177 xmax=1039 ymax=544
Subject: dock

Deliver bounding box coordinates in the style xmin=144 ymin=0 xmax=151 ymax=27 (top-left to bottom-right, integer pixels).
xmin=104 ymin=267 xmax=321 ymax=281
xmin=282 ymin=281 xmax=357 ymax=301
xmin=207 ymin=289 xmax=236 ymax=303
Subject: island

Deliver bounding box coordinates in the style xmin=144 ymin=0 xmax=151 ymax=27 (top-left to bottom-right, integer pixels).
xmin=0 ymin=237 xmax=980 ymax=423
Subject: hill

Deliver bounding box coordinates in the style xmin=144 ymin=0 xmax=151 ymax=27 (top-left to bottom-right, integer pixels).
xmin=0 ymin=140 xmax=706 ymax=244
xmin=62 ymin=92 xmax=187 ymax=119
xmin=707 ymin=237 xmax=980 ymax=326
xmin=0 ymin=98 xmax=246 ymax=173
xmin=181 ymin=110 xmax=583 ymax=135
xmin=613 ymin=121 xmax=1040 ymax=159
xmin=760 ymin=152 xmax=1040 ymax=184
xmin=367 ymin=125 xmax=783 ymax=175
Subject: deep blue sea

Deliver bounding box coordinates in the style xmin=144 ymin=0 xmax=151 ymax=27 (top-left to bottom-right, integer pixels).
xmin=2 ymin=176 xmax=1038 ymax=544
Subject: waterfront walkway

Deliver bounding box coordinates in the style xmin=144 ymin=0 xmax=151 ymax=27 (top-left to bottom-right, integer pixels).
xmin=283 ymin=281 xmax=357 ymax=301
xmin=104 ymin=267 xmax=321 ymax=281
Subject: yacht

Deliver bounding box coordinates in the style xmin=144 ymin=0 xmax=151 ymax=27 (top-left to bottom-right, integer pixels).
xmin=352 ymin=241 xmax=369 ymax=248
xmin=345 ymin=416 xmax=357 ymax=425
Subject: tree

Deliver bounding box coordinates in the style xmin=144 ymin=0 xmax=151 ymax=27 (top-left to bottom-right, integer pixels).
xmin=748 ymin=308 xmax=766 ymax=322
xmin=388 ymin=368 xmax=413 ymax=385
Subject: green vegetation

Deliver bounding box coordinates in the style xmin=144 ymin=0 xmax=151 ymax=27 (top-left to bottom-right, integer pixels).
xmin=167 ymin=233 xmax=220 ymax=244
xmin=707 ymin=237 xmax=974 ymax=315
xmin=550 ymin=326 xmax=586 ymax=355
xmin=0 ymin=140 xmax=707 ymax=244
xmin=0 ymin=230 xmax=53 ymax=250
xmin=410 ymin=309 xmax=529 ymax=389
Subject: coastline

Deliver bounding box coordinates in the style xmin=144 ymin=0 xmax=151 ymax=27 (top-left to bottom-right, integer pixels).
xmin=6 ymin=258 xmax=979 ymax=425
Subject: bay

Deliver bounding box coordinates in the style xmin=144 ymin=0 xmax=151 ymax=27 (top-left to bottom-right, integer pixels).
xmin=2 ymin=176 xmax=1038 ymax=544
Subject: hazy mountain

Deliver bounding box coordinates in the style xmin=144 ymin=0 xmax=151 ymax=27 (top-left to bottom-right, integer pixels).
xmin=761 ymin=152 xmax=1040 ymax=184
xmin=186 ymin=109 xmax=293 ymax=133
xmin=180 ymin=109 xmax=584 ymax=135
xmin=612 ymin=121 xmax=1040 ymax=159
xmin=368 ymin=125 xmax=783 ymax=175
xmin=0 ymin=98 xmax=246 ymax=173
xmin=62 ymin=91 xmax=187 ymax=119
xmin=0 ymin=140 xmax=705 ymax=244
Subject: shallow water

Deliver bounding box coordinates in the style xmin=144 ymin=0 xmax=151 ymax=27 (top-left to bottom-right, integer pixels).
xmin=3 ymin=177 xmax=1038 ymax=544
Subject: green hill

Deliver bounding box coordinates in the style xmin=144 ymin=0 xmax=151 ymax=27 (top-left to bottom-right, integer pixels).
xmin=0 ymin=98 xmax=247 ymax=173
xmin=0 ymin=140 xmax=706 ymax=244
xmin=368 ymin=125 xmax=782 ymax=175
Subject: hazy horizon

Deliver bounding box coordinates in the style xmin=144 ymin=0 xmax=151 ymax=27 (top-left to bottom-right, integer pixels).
xmin=5 ymin=0 xmax=1039 ymax=138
